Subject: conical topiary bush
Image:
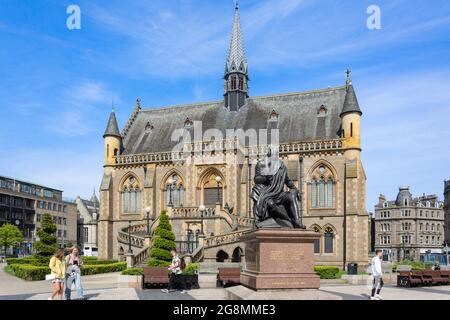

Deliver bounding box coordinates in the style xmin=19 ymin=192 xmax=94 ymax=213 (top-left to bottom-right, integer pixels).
xmin=148 ymin=210 xmax=176 ymax=267
xmin=34 ymin=213 xmax=57 ymax=259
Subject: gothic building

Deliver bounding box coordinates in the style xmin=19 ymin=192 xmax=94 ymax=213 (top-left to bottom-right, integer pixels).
xmin=98 ymin=2 xmax=369 ymax=268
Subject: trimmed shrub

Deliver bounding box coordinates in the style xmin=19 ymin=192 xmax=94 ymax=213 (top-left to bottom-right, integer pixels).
xmin=121 ymin=268 xmax=143 ymax=276
xmin=148 ymin=211 xmax=176 ymax=267
xmin=183 ymin=263 xmax=199 ymax=275
xmin=81 ymin=262 xmax=127 ymax=276
xmin=314 ymin=266 xmax=340 ymax=279
xmin=9 ymin=264 xmax=50 ymax=281
xmin=83 ymin=259 xmax=118 ymax=265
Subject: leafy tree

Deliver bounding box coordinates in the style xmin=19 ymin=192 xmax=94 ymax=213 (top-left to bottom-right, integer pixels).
xmin=148 ymin=211 xmax=176 ymax=267
xmin=0 ymin=224 xmax=24 ymax=257
xmin=34 ymin=214 xmax=57 ymax=258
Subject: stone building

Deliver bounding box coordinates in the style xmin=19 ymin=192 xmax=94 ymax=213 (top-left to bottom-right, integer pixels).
xmin=375 ymin=187 xmax=445 ymax=263
xmin=75 ymin=190 xmax=99 ymax=254
xmin=0 ymin=175 xmax=77 ymax=254
xmin=98 ymin=2 xmax=369 ymax=268
xmin=444 ymin=180 xmax=450 ymax=244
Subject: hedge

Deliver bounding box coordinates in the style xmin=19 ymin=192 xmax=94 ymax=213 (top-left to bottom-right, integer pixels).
xmin=183 ymin=263 xmax=199 ymax=275
xmin=121 ymin=268 xmax=143 ymax=276
xmin=8 ymin=264 xmax=50 ymax=281
xmin=314 ymin=266 xmax=340 ymax=279
xmin=83 ymin=259 xmax=118 ymax=266
xmin=7 ymin=262 xmax=127 ymax=280
xmin=81 ymin=262 xmax=127 ymax=276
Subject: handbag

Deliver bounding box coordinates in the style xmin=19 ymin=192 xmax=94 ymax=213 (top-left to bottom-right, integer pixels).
xmin=45 ymin=273 xmax=56 ymax=281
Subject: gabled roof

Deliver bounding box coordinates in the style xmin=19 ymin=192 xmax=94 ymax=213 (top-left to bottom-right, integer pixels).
xmin=103 ymin=111 xmax=121 ymax=138
xmin=121 ymin=86 xmax=347 ymax=155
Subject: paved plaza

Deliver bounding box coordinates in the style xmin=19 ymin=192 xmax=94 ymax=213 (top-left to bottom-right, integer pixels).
xmin=2 ymin=263 xmax=450 ymax=300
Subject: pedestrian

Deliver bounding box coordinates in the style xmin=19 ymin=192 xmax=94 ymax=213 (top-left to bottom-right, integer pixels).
xmin=48 ymin=248 xmax=66 ymax=300
xmin=65 ymin=246 xmax=85 ymax=300
xmin=161 ymin=249 xmax=186 ymax=294
xmin=370 ymin=249 xmax=384 ymax=300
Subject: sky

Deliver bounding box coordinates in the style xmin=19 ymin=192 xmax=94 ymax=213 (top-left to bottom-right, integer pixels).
xmin=0 ymin=0 xmax=449 ymax=209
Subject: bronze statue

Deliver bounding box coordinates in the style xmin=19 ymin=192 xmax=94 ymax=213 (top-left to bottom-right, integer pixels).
xmin=251 ymin=146 xmax=305 ymax=229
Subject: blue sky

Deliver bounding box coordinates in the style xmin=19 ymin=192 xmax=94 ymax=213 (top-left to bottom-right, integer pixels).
xmin=0 ymin=0 xmax=449 ymax=209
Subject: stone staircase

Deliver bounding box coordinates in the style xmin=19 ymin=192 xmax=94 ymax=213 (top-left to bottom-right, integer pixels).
xmin=119 ymin=207 xmax=254 ymax=267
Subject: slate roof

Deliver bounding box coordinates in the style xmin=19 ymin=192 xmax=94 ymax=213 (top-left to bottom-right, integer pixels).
xmin=103 ymin=111 xmax=121 ymax=138
xmin=121 ymin=86 xmax=350 ymax=155
xmin=340 ymin=83 xmax=362 ymax=117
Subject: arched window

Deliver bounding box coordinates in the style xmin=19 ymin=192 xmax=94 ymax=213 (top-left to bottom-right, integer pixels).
xmin=164 ymin=174 xmax=185 ymax=208
xmin=238 ymin=77 xmax=244 ymax=90
xmin=312 ymin=226 xmax=321 ymax=253
xmin=231 ymin=76 xmax=237 ymax=90
xmin=121 ymin=176 xmax=141 ymax=213
xmin=324 ymin=227 xmax=334 ymax=253
xmin=310 ymin=164 xmax=335 ymax=209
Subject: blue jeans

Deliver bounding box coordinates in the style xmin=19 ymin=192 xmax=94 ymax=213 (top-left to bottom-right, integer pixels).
xmin=65 ymin=272 xmax=84 ymax=299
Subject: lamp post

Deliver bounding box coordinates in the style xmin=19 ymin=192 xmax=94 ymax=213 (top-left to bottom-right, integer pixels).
xmin=127 ymin=220 xmax=133 ymax=254
xmin=145 ymin=207 xmax=151 ymax=235
xmin=215 ymin=176 xmax=222 ymax=205
xmin=198 ymin=204 xmax=206 ymax=236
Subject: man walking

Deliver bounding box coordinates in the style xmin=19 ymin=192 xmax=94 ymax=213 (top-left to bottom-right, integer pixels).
xmin=370 ymin=249 xmax=384 ymax=300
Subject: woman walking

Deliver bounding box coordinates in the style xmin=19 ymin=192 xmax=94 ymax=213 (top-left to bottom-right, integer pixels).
xmin=48 ymin=248 xmax=66 ymax=300
xmin=65 ymin=246 xmax=85 ymax=300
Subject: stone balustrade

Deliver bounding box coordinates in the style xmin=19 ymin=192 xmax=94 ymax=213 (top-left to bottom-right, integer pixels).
xmin=235 ymin=217 xmax=255 ymax=228
xmin=204 ymin=229 xmax=252 ymax=248
xmin=114 ymin=139 xmax=343 ymax=165
xmin=118 ymin=231 xmax=145 ymax=248
xmin=171 ymin=206 xmax=216 ymax=218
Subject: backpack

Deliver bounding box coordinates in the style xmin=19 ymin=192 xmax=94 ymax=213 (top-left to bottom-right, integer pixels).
xmin=179 ymin=257 xmax=186 ymax=270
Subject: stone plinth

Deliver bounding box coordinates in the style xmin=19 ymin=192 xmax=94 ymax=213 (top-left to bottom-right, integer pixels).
xmin=240 ymin=228 xmax=320 ymax=290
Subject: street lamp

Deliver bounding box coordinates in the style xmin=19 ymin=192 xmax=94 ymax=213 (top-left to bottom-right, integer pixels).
xmin=145 ymin=207 xmax=151 ymax=235
xmin=127 ymin=220 xmax=133 ymax=254
xmin=215 ymin=176 xmax=222 ymax=205
xmin=198 ymin=204 xmax=206 ymax=236
xmin=167 ymin=177 xmax=174 ymax=206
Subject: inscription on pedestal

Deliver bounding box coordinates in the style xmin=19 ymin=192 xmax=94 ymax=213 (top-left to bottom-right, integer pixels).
xmin=270 ymin=250 xmax=304 ymax=261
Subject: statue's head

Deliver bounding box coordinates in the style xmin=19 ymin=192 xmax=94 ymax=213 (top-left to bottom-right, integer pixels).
xmin=266 ymin=145 xmax=279 ymax=159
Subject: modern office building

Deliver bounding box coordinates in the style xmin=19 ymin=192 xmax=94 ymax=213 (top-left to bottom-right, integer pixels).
xmin=0 ymin=175 xmax=77 ymax=254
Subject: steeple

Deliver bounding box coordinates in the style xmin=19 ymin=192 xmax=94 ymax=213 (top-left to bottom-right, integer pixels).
xmin=224 ymin=0 xmax=249 ymax=111
xmin=103 ymin=109 xmax=121 ymax=138
xmin=341 ymin=69 xmax=362 ymax=117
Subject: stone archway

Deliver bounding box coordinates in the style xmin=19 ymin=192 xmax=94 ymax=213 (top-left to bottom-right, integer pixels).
xmin=216 ymin=250 xmax=229 ymax=262
xmin=231 ymin=247 xmax=243 ymax=263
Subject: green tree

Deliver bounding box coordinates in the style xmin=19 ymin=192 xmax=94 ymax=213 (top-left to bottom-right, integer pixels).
xmin=0 ymin=224 xmax=24 ymax=257
xmin=34 ymin=214 xmax=57 ymax=258
xmin=148 ymin=211 xmax=176 ymax=267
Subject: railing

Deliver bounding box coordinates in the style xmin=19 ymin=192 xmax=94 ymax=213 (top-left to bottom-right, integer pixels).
xmin=204 ymin=229 xmax=252 ymax=248
xmin=134 ymin=246 xmax=149 ymax=266
xmin=235 ymin=217 xmax=254 ymax=228
xmin=191 ymin=245 xmax=204 ymax=263
xmin=117 ymin=231 xmax=145 ymax=248
xmin=114 ymin=139 xmax=344 ymax=165
xmin=171 ymin=207 xmax=216 ymax=218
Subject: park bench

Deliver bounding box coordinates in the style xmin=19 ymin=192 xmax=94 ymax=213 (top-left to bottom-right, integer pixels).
xmin=440 ymin=270 xmax=450 ymax=283
xmin=217 ymin=268 xmax=241 ymax=287
xmin=423 ymin=271 xmax=448 ymax=286
xmin=418 ymin=271 xmax=434 ymax=286
xmin=397 ymin=271 xmax=422 ymax=287
xmin=142 ymin=267 xmax=169 ymax=289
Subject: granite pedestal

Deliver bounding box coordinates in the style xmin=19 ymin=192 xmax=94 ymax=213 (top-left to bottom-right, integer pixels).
xmin=240 ymin=228 xmax=320 ymax=290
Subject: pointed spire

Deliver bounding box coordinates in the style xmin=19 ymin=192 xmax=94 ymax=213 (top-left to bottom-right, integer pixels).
xmin=90 ymin=187 xmax=99 ymax=205
xmin=225 ymin=0 xmax=248 ymax=76
xmin=103 ymin=109 xmax=121 ymax=138
xmin=341 ymin=74 xmax=362 ymax=118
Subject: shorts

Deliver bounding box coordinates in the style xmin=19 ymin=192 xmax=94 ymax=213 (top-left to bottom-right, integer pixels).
xmin=52 ymin=278 xmax=65 ymax=283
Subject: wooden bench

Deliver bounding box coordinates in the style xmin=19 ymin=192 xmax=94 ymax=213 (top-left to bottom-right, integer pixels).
xmin=418 ymin=271 xmax=434 ymax=286
xmin=142 ymin=267 xmax=169 ymax=289
xmin=397 ymin=271 xmax=422 ymax=287
xmin=423 ymin=271 xmax=449 ymax=286
xmin=217 ymin=268 xmax=241 ymax=287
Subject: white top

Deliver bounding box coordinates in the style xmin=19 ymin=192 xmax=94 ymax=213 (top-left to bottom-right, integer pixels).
xmin=371 ymin=256 xmax=382 ymax=277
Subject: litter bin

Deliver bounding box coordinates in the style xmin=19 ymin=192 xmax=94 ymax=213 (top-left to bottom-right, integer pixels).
xmin=347 ymin=263 xmax=358 ymax=275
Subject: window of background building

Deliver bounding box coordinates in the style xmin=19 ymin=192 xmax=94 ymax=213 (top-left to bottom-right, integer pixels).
xmin=37 ymin=214 xmax=41 ymax=222
xmin=83 ymin=227 xmax=88 ymax=243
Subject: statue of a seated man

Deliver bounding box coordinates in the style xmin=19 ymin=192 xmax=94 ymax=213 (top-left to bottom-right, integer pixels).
xmin=251 ymin=146 xmax=305 ymax=229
